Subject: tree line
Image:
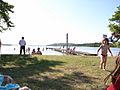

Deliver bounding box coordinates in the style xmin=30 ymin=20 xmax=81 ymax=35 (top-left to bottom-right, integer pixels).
xmin=47 ymin=42 xmax=117 ymax=47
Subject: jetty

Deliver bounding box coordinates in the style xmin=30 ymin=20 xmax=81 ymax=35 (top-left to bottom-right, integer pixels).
xmin=46 ymin=47 xmax=97 ymax=56
xmin=46 ymin=33 xmax=97 ymax=56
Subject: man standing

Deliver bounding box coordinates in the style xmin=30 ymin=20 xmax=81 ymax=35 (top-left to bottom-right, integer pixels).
xmin=19 ymin=37 xmax=26 ymax=55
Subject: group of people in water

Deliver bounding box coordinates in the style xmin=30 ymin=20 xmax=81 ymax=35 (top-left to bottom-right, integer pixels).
xmin=31 ymin=47 xmax=42 ymax=55
xmin=18 ymin=37 xmax=42 ymax=55
xmin=25 ymin=47 xmax=43 ymax=55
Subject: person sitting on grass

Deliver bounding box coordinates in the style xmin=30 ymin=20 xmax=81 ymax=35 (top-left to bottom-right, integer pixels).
xmin=104 ymin=53 xmax=120 ymax=90
xmin=0 ymin=74 xmax=31 ymax=90
xmin=0 ymin=74 xmax=19 ymax=90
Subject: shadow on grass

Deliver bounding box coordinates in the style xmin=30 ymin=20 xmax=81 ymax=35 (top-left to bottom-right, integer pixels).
xmin=0 ymin=55 xmax=106 ymax=90
xmin=0 ymin=54 xmax=64 ymax=73
xmin=105 ymin=69 xmax=112 ymax=72
xmin=26 ymin=71 xmax=101 ymax=90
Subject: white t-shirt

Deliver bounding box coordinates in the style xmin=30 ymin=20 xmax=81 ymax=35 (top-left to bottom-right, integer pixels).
xmin=19 ymin=39 xmax=26 ymax=46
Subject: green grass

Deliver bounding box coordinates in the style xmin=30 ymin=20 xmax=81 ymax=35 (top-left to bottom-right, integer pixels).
xmin=0 ymin=55 xmax=116 ymax=90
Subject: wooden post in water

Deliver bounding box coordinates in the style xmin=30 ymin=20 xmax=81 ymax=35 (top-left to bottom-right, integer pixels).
xmin=66 ymin=33 xmax=68 ymax=53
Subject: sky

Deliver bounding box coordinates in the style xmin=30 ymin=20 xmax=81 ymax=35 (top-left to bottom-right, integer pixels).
xmin=1 ymin=0 xmax=120 ymax=45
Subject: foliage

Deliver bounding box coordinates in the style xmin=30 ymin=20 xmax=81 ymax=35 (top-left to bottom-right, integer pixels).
xmin=109 ymin=5 xmax=120 ymax=34
xmin=113 ymin=42 xmax=120 ymax=47
xmin=0 ymin=0 xmax=14 ymax=32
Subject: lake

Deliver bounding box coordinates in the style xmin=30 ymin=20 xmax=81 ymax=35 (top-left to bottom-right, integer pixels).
xmin=0 ymin=45 xmax=120 ymax=56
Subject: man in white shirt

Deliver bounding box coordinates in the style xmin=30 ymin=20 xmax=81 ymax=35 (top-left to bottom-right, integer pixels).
xmin=19 ymin=37 xmax=26 ymax=55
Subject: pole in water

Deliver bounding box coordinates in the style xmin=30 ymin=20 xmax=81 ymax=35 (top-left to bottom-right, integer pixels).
xmin=66 ymin=33 xmax=68 ymax=53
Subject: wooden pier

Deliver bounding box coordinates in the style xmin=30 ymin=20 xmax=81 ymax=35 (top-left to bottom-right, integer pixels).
xmin=47 ymin=48 xmax=97 ymax=56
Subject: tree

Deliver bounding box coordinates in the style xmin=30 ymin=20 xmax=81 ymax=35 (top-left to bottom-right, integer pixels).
xmin=114 ymin=42 xmax=120 ymax=48
xmin=0 ymin=0 xmax=14 ymax=32
xmin=109 ymin=5 xmax=120 ymax=34
xmin=108 ymin=5 xmax=120 ymax=46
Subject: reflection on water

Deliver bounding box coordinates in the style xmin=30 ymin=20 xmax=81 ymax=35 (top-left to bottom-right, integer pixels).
xmin=0 ymin=45 xmax=120 ymax=56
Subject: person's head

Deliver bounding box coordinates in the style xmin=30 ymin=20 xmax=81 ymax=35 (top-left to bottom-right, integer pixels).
xmin=4 ymin=75 xmax=14 ymax=84
xmin=32 ymin=49 xmax=35 ymax=52
xmin=37 ymin=48 xmax=40 ymax=51
xmin=112 ymin=32 xmax=115 ymax=35
xmin=102 ymin=38 xmax=109 ymax=45
xmin=22 ymin=37 xmax=24 ymax=39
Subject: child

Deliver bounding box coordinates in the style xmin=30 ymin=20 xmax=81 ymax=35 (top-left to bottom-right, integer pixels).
xmin=104 ymin=54 xmax=120 ymax=90
xmin=97 ymin=38 xmax=113 ymax=70
xmin=36 ymin=48 xmax=42 ymax=55
xmin=31 ymin=49 xmax=36 ymax=55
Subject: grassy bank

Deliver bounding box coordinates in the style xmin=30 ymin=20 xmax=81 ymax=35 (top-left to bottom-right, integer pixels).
xmin=0 ymin=55 xmax=116 ymax=90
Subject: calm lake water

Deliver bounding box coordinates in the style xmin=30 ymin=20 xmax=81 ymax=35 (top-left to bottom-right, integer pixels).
xmin=0 ymin=45 xmax=120 ymax=56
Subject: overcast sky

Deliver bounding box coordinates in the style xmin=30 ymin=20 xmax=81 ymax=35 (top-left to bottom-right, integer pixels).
xmin=1 ymin=0 xmax=120 ymax=45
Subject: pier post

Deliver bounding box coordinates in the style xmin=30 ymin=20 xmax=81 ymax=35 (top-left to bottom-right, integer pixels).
xmin=66 ymin=33 xmax=68 ymax=53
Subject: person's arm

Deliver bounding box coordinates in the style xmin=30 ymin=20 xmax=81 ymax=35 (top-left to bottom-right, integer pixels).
xmin=118 ymin=51 xmax=120 ymax=56
xmin=97 ymin=45 xmax=101 ymax=55
xmin=108 ymin=47 xmax=113 ymax=56
xmin=104 ymin=63 xmax=118 ymax=84
xmin=24 ymin=40 xmax=26 ymax=45
xmin=104 ymin=56 xmax=120 ymax=85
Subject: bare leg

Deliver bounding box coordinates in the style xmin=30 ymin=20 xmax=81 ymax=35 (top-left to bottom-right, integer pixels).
xmin=103 ymin=56 xmax=107 ymax=70
xmin=100 ymin=55 xmax=104 ymax=69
